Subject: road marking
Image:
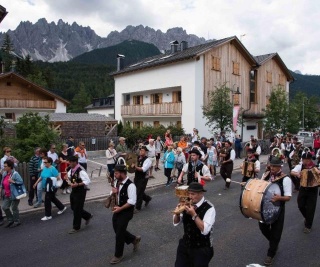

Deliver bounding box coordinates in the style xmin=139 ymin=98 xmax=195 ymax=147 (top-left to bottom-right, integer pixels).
xmin=87 ymin=159 xmax=107 ymax=167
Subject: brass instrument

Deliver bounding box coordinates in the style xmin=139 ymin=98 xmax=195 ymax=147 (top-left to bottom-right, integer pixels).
xmin=172 ymin=185 xmax=191 ymax=215
xmin=105 ymin=171 xmax=118 ymax=210
xmin=125 ymin=153 xmax=138 ymax=173
xmin=242 ymin=161 xmax=255 ymax=177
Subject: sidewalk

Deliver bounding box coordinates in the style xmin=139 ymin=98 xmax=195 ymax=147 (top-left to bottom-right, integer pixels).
xmin=17 ymin=154 xmax=269 ymax=215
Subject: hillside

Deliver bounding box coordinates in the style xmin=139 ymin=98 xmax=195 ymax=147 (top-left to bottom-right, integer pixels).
xmin=72 ymin=39 xmax=161 ymax=66
xmin=289 ymin=71 xmax=320 ymax=99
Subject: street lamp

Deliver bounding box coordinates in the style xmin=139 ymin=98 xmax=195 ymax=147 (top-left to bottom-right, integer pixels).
xmin=302 ymin=97 xmax=308 ymax=130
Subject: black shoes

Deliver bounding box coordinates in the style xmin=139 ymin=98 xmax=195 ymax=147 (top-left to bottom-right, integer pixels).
xmin=145 ymin=197 xmax=152 ymax=207
xmin=85 ymin=215 xmax=93 ymax=226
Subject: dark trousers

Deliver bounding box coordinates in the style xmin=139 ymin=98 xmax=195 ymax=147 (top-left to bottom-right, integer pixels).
xmin=259 ymin=207 xmax=285 ymax=258
xmin=45 ymin=191 xmax=65 ymax=217
xmin=79 ymin=162 xmax=87 ymax=171
xmin=175 ymin=239 xmax=214 ymax=267
xmin=134 ymin=177 xmax=151 ymax=210
xmin=297 ymin=187 xmax=318 ymax=229
xmin=28 ymin=175 xmax=38 ymax=202
xmin=60 ymin=179 xmax=69 ymax=190
xmin=112 ymin=209 xmax=136 ymax=258
xmin=165 ymin=168 xmax=173 ymax=184
xmin=70 ymin=188 xmax=91 ymax=230
xmin=107 ymin=164 xmax=115 ymax=179
xmin=220 ymin=162 xmax=233 ymax=188
xmin=290 ymin=175 xmax=300 ymax=191
xmin=235 ymin=147 xmax=241 ymax=158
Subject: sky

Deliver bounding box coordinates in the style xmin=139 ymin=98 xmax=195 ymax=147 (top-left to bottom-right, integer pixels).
xmin=1 ymin=0 xmax=320 ymax=75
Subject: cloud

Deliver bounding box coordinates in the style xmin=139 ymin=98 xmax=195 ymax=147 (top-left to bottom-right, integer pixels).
xmin=2 ymin=0 xmax=320 ymax=74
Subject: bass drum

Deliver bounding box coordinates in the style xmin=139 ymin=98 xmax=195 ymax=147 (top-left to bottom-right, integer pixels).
xmin=240 ymin=179 xmax=282 ymax=224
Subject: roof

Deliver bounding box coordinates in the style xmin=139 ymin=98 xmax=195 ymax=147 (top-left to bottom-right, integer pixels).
xmin=85 ymin=104 xmax=114 ymax=110
xmin=111 ymin=36 xmax=258 ymax=76
xmin=0 ymin=72 xmax=70 ymax=104
xmin=0 ymin=5 xmax=8 ymax=24
xmin=39 ymin=112 xmax=116 ymax=122
xmin=254 ymin=53 xmax=294 ymax=81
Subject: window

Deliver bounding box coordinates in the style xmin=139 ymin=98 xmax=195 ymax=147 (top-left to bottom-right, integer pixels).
xmin=133 ymin=95 xmax=143 ymax=105
xmin=124 ymin=94 xmax=130 ymax=105
xmin=151 ymin=93 xmax=163 ymax=104
xmin=133 ymin=121 xmax=143 ymax=129
xmin=4 ymin=113 xmax=15 ymax=121
xmin=278 ymin=74 xmax=285 ymax=86
xmin=211 ymin=56 xmax=221 ymax=71
xmin=153 ymin=121 xmax=160 ymax=128
xmin=250 ymin=70 xmax=257 ymax=103
xmin=172 ymin=91 xmax=181 ymax=102
xmin=267 ymin=71 xmax=272 ymax=83
xmin=233 ymin=62 xmax=240 ymax=75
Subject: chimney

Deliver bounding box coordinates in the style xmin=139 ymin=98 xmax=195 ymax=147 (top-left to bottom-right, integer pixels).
xmin=180 ymin=41 xmax=188 ymax=51
xmin=117 ymin=54 xmax=125 ymax=71
xmin=170 ymin=40 xmax=179 ymax=53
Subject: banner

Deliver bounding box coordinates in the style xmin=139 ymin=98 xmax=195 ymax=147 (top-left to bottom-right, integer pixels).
xmin=233 ymin=105 xmax=240 ymax=132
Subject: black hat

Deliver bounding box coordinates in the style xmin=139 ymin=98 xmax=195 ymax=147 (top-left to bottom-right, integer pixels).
xmin=114 ymin=164 xmax=127 ymax=172
xmin=302 ymin=152 xmax=313 ymax=159
xmin=269 ymin=156 xmax=283 ymax=166
xmin=247 ymin=148 xmax=255 ymax=153
xmin=193 ymin=141 xmax=200 ymax=146
xmin=140 ymin=145 xmax=149 ymax=151
xmin=188 ymin=182 xmax=207 ymax=192
xmin=189 ymin=148 xmax=201 ymax=157
xmin=69 ymin=156 xmax=78 ymax=162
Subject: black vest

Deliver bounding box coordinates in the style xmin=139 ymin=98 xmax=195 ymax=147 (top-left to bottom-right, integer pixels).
xmin=69 ymin=166 xmax=84 ymax=189
xmin=182 ymin=200 xmax=213 ymax=248
xmin=118 ymin=179 xmax=134 ymax=210
xmin=262 ymin=172 xmax=286 ymax=206
xmin=243 ymin=157 xmax=257 ymax=178
xmin=135 ymin=156 xmax=148 ymax=179
xmin=187 ymin=161 xmax=204 ymax=185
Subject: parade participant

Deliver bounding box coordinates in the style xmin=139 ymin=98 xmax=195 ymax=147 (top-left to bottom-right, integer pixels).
xmin=67 ymin=156 xmax=92 ymax=234
xmin=146 ymin=139 xmax=156 ymax=178
xmin=75 ymin=141 xmax=88 ymax=170
xmin=177 ymin=149 xmax=211 ymax=185
xmin=199 ymin=137 xmax=208 ymax=161
xmin=249 ymin=138 xmax=261 ymax=160
xmin=109 ymin=164 xmax=141 ymax=265
xmin=28 ymin=147 xmax=40 ymax=206
xmin=284 ymin=137 xmax=294 ymax=168
xmin=259 ymin=156 xmax=291 ymax=266
xmin=289 ymin=140 xmax=303 ymax=191
xmin=191 ymin=141 xmax=205 ymax=161
xmin=154 ymin=136 xmax=164 ymax=171
xmin=66 ymin=136 xmax=75 ymax=158
xmin=106 ymin=142 xmax=117 ymax=179
xmin=59 ymin=144 xmax=71 ymax=194
xmin=219 ymin=141 xmax=235 ymax=190
xmin=0 ymin=160 xmax=24 ymax=228
xmin=240 ymin=148 xmax=260 ymax=182
xmin=162 ymin=145 xmax=175 ymax=186
xmin=131 ymin=146 xmax=152 ymax=213
xmin=206 ymin=141 xmax=217 ymax=179
xmin=173 ymin=182 xmax=215 ymax=267
xmin=291 ymin=152 xmax=320 ymax=233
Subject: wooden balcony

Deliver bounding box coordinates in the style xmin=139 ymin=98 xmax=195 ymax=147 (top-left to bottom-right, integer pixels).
xmin=121 ymin=102 xmax=182 ymax=116
xmin=0 ymin=99 xmax=56 ymax=109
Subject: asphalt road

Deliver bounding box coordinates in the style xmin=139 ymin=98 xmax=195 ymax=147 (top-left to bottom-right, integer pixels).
xmin=1 ymin=165 xmax=320 ymax=267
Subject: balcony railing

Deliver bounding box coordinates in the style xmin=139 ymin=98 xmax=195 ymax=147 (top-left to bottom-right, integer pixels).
xmin=121 ymin=102 xmax=182 ymax=116
xmin=0 ymin=99 xmax=56 ymax=109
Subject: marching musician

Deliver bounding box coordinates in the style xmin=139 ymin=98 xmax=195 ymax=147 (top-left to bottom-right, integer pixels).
xmin=177 ymin=149 xmax=211 ymax=185
xmin=67 ymin=156 xmax=93 ymax=234
xmin=259 ymin=156 xmax=292 ymax=266
xmin=291 ymin=152 xmax=320 ymax=234
xmin=240 ymin=148 xmax=260 ymax=182
xmin=173 ymin=182 xmax=216 ymax=267
xmin=131 ymin=146 xmax=152 ymax=213
xmin=245 ymin=138 xmax=261 ymax=160
xmin=289 ymin=140 xmax=303 ymax=191
xmin=219 ymin=141 xmax=235 ymax=190
xmin=109 ymin=164 xmax=141 ymax=265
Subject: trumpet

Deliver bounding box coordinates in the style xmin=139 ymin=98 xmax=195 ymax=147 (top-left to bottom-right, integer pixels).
xmin=172 ymin=198 xmax=192 ymax=215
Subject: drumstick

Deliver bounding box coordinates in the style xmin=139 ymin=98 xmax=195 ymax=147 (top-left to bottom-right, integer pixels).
xmin=226 ymin=178 xmax=243 ymax=185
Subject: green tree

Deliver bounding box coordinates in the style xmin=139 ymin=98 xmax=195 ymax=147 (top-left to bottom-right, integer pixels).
xmin=27 ymin=71 xmax=48 ymax=88
xmin=264 ymin=86 xmax=289 ymax=135
xmin=202 ymin=83 xmax=233 ymax=133
xmin=68 ymin=83 xmax=91 ymax=113
xmin=13 ymin=113 xmax=59 ymax=162
xmin=1 ymin=33 xmax=14 ymax=72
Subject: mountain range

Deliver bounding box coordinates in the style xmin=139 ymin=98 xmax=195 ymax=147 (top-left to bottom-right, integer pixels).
xmin=0 ymin=18 xmax=206 ymax=62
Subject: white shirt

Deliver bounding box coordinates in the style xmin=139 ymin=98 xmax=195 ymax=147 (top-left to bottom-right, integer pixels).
xmin=173 ymin=197 xmax=216 ymax=235
xmin=229 ymin=149 xmax=236 ymax=161
xmin=106 ymin=148 xmax=117 ymax=164
xmin=182 ymin=162 xmax=212 ymax=180
xmin=146 ymin=144 xmax=156 ymax=158
xmin=140 ymin=157 xmax=152 ymax=173
xmin=75 ymin=149 xmax=87 ymax=163
xmin=67 ymin=167 xmax=91 ymax=186
xmin=113 ymin=177 xmax=137 ymax=206
xmin=47 ymin=151 xmax=59 ymax=163
xmin=264 ymin=174 xmax=292 ymax=197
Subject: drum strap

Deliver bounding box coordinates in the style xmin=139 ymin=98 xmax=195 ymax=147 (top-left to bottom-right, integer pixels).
xmin=271 ymin=173 xmax=287 ymax=183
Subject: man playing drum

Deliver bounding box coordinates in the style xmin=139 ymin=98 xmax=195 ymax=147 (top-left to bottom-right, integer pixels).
xmin=291 ymin=152 xmax=320 ymax=234
xmin=173 ymin=182 xmax=216 ymax=267
xmin=240 ymin=148 xmax=260 ymax=182
xmin=259 ymin=156 xmax=292 ymax=266
xmin=177 ymin=149 xmax=211 ymax=185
